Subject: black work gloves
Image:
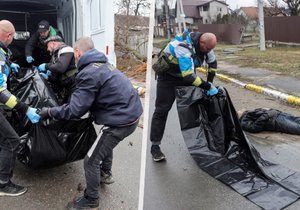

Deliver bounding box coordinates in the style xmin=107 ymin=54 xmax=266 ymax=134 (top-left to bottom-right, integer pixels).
xmin=39 ymin=107 xmax=51 ymax=120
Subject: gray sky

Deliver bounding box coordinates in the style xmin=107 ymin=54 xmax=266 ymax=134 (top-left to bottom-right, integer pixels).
xmin=225 ymin=0 xmax=258 ymax=10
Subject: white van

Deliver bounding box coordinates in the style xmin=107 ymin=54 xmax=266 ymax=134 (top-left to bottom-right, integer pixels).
xmin=0 ymin=0 xmax=116 ymax=66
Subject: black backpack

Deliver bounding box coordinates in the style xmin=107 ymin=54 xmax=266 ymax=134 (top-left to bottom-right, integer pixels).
xmin=152 ymin=31 xmax=191 ymax=75
xmin=152 ymin=44 xmax=170 ymax=75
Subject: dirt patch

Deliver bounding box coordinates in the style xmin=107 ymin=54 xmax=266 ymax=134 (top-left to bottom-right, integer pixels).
xmin=115 ymin=44 xmax=147 ymax=83
xmin=117 ymin=57 xmax=147 ymax=83
xmin=216 ymin=46 xmax=300 ymax=78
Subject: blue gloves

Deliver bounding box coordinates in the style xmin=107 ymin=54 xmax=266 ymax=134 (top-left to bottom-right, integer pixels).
xmin=26 ymin=56 xmax=34 ymax=63
xmin=38 ymin=63 xmax=47 ymax=72
xmin=40 ymin=70 xmax=52 ymax=80
xmin=26 ymin=107 xmax=40 ymax=123
xmin=10 ymin=63 xmax=20 ymax=73
xmin=206 ymin=83 xmax=218 ymax=96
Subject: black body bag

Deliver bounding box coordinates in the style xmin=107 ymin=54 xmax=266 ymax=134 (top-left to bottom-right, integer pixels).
xmin=8 ymin=68 xmax=97 ymax=169
xmin=175 ymin=86 xmax=300 ymax=210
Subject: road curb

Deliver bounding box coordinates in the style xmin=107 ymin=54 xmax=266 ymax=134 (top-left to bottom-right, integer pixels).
xmin=197 ymin=67 xmax=300 ymax=106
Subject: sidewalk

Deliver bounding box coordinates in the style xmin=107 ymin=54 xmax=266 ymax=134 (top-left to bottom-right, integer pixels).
xmin=198 ymin=61 xmax=300 ymax=106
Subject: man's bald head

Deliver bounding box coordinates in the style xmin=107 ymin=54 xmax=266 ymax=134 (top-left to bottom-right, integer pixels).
xmin=0 ymin=20 xmax=15 ymax=47
xmin=73 ymin=36 xmax=95 ymax=64
xmin=199 ymin=32 xmax=217 ymax=53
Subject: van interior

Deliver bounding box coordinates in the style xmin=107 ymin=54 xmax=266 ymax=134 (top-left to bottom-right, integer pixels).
xmin=0 ymin=0 xmax=74 ymax=67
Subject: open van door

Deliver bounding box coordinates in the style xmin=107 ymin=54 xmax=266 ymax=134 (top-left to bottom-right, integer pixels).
xmin=81 ymin=0 xmax=116 ymax=66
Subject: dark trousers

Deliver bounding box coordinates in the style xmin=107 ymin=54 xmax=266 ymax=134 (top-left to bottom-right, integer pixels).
xmin=150 ymin=75 xmax=188 ymax=145
xmin=84 ymin=120 xmax=139 ymax=199
xmin=0 ymin=111 xmax=20 ymax=183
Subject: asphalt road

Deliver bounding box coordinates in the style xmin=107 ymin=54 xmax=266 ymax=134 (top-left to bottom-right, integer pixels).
xmin=143 ymin=69 xmax=300 ymax=210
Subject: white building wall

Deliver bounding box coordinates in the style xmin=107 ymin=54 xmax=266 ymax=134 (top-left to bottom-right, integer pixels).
xmin=200 ymin=1 xmax=228 ymax=24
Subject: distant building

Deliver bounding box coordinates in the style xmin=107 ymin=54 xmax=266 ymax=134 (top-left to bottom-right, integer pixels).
xmin=179 ymin=0 xmax=229 ymax=25
xmin=237 ymin=7 xmax=258 ymax=32
xmin=154 ymin=0 xmax=229 ymax=37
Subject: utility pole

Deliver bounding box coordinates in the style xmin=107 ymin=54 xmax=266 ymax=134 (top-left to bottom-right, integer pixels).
xmin=164 ymin=0 xmax=171 ymax=39
xmin=176 ymin=0 xmax=186 ymax=33
xmin=258 ymin=0 xmax=266 ymax=51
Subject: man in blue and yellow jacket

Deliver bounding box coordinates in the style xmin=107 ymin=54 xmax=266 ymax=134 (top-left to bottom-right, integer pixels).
xmin=0 ymin=20 xmax=40 ymax=197
xmin=150 ymin=30 xmax=219 ymax=161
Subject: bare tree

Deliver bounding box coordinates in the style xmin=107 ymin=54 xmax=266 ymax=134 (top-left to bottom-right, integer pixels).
xmin=282 ymin=0 xmax=300 ymax=15
xmin=133 ymin=0 xmax=151 ymax=16
xmin=114 ymin=0 xmax=151 ymax=16
xmin=264 ymin=0 xmax=287 ymax=16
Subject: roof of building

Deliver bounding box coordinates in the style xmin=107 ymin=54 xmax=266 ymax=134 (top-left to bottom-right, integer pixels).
xmin=239 ymin=7 xmax=258 ymax=20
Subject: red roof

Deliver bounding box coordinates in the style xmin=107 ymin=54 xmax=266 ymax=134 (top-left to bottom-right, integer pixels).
xmin=240 ymin=7 xmax=258 ymax=20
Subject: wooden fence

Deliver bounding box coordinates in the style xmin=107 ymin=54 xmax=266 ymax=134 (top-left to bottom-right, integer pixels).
xmin=265 ymin=16 xmax=300 ymax=43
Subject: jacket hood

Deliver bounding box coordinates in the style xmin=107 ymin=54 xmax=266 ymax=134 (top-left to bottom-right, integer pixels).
xmin=190 ymin=32 xmax=203 ymax=55
xmin=0 ymin=41 xmax=9 ymax=54
xmin=77 ymin=48 xmax=108 ymax=71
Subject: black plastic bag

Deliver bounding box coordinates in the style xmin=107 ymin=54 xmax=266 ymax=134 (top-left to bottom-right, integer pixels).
xmin=8 ymin=68 xmax=97 ymax=169
xmin=175 ymin=86 xmax=300 ymax=210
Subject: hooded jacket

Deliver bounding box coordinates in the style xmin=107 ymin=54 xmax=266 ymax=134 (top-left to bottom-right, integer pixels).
xmin=163 ymin=31 xmax=217 ymax=90
xmin=50 ymin=49 xmax=143 ymax=126
xmin=0 ymin=41 xmax=28 ymax=114
xmin=240 ymin=108 xmax=281 ymax=132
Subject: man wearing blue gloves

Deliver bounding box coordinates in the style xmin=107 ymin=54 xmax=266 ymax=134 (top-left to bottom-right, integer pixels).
xmin=0 ymin=20 xmax=40 ymax=197
xmin=39 ymin=37 xmax=143 ymax=210
xmin=150 ymin=31 xmax=219 ymax=161
xmin=25 ymin=20 xmax=63 ymax=65
xmin=37 ymin=35 xmax=77 ymax=103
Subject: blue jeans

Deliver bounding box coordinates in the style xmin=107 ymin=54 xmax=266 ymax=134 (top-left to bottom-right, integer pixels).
xmin=275 ymin=113 xmax=300 ymax=135
xmin=84 ymin=120 xmax=139 ymax=200
xmin=0 ymin=111 xmax=20 ymax=183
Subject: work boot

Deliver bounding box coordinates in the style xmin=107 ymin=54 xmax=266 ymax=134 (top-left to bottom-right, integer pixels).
xmin=0 ymin=180 xmax=27 ymax=196
xmin=66 ymin=195 xmax=99 ymax=210
xmin=100 ymin=170 xmax=115 ymax=185
xmin=151 ymin=145 xmax=166 ymax=162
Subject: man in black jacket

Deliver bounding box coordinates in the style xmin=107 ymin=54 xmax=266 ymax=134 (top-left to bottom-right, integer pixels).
xmin=0 ymin=20 xmax=40 ymax=197
xmin=39 ymin=37 xmax=143 ymax=210
xmin=37 ymin=35 xmax=77 ymax=103
xmin=25 ymin=20 xmax=63 ymax=65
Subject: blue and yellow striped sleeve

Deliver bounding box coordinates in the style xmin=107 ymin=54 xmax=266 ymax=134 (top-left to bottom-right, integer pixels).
xmin=0 ymin=65 xmax=28 ymax=114
xmin=174 ymin=45 xmax=209 ymax=88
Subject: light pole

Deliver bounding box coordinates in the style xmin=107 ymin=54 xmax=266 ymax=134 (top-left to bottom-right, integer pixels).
xmin=258 ymin=0 xmax=266 ymax=51
xmin=164 ymin=0 xmax=171 ymax=39
xmin=176 ymin=0 xmax=186 ymax=33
